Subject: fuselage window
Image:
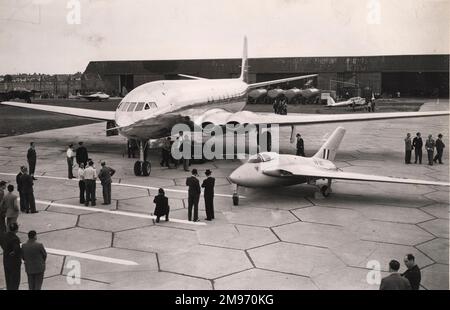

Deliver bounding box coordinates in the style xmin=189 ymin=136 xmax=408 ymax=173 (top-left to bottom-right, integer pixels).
xmin=135 ymin=102 xmax=145 ymax=111
xmin=127 ymin=102 xmax=137 ymax=112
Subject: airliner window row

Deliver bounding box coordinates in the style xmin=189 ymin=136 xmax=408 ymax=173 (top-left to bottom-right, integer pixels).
xmin=207 ymin=92 xmax=244 ymax=102
xmin=118 ymin=102 xmax=158 ymax=112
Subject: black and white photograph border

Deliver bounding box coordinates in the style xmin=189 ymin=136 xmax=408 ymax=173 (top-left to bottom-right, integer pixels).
xmin=0 ymin=0 xmax=448 ymax=294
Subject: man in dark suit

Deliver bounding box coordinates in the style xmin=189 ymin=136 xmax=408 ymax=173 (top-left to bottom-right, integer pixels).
xmin=402 ymin=254 xmax=421 ymax=290
xmin=201 ymin=169 xmax=215 ymax=221
xmin=76 ymin=141 xmax=89 ymax=167
xmin=379 ymin=260 xmax=411 ymax=290
xmin=20 ymin=167 xmax=37 ymax=214
xmin=1 ymin=223 xmax=22 ymax=290
xmin=186 ymin=169 xmax=201 ymax=222
xmin=16 ymin=166 xmax=26 ymax=212
xmin=296 ymin=133 xmax=305 ymax=156
xmin=22 ymin=230 xmax=47 ymax=290
xmin=27 ymin=142 xmax=37 ymax=180
xmin=412 ymin=132 xmax=423 ymax=164
xmin=434 ymin=133 xmax=445 ymax=164
xmin=98 ymin=161 xmax=116 ymax=205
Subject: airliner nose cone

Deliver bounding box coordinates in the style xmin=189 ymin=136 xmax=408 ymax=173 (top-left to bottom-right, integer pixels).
xmin=229 ymin=169 xmax=239 ymax=184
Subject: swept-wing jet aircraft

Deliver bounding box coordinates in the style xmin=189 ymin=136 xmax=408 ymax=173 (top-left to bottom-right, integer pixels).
xmin=229 ymin=127 xmax=449 ymax=204
xmin=1 ymin=38 xmax=449 ymax=177
xmin=326 ymin=96 xmax=367 ymax=108
xmin=79 ymin=92 xmax=110 ymax=101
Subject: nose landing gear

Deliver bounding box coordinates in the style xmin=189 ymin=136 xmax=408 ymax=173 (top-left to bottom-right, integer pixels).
xmin=134 ymin=140 xmax=152 ymax=176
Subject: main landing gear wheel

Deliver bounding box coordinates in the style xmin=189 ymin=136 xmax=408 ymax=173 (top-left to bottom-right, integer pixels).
xmin=232 ymin=193 xmax=239 ymax=206
xmin=320 ymin=185 xmax=331 ymax=197
xmin=134 ymin=161 xmax=151 ymax=176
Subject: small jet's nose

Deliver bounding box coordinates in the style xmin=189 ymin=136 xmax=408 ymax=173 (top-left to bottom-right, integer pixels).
xmin=229 ymin=168 xmax=241 ymax=184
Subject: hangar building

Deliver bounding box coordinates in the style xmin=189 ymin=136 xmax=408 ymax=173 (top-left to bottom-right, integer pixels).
xmin=83 ymin=55 xmax=449 ymax=98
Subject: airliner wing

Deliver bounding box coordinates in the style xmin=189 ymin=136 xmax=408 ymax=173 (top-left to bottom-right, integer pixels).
xmin=1 ymin=101 xmax=115 ymax=121
xmin=249 ymin=74 xmax=318 ymax=89
xmin=178 ymin=74 xmax=209 ymax=80
xmin=263 ymin=166 xmax=450 ymax=187
xmin=226 ymin=110 xmax=449 ymax=126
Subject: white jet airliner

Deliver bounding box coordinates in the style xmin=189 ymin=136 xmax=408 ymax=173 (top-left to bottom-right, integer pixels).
xmin=229 ymin=127 xmax=449 ymax=204
xmin=1 ymin=38 xmax=449 ymax=176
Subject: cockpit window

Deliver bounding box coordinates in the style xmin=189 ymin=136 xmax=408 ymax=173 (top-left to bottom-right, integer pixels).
xmin=144 ymin=103 xmax=150 ymax=110
xmin=247 ymin=153 xmax=276 ymax=163
xmin=127 ymin=102 xmax=137 ymax=112
xmin=120 ymin=102 xmax=129 ymax=111
xmin=135 ymin=102 xmax=145 ymax=111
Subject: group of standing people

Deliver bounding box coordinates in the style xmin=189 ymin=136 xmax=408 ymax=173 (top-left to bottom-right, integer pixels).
xmin=185 ymin=169 xmax=215 ymax=222
xmin=160 ymin=132 xmax=191 ymax=171
xmin=273 ymin=97 xmax=288 ymax=115
xmin=404 ymin=132 xmax=445 ymax=165
xmin=67 ymin=142 xmax=116 ymax=206
xmin=380 ymin=254 xmax=421 ymax=290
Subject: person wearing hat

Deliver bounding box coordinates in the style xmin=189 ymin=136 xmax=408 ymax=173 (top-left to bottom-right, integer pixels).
xmin=0 ymin=180 xmax=7 ymax=232
xmin=186 ymin=169 xmax=201 ymax=221
xmin=66 ymin=143 xmax=75 ymax=179
xmin=412 ymin=132 xmax=423 ymax=164
xmin=98 ymin=160 xmax=116 ymax=205
xmin=201 ymin=169 xmax=215 ymax=221
xmin=76 ymin=142 xmax=89 ymax=168
xmin=27 ymin=142 xmax=37 ymax=180
xmin=153 ymin=188 xmax=170 ymax=223
xmin=434 ymin=134 xmax=445 ymax=164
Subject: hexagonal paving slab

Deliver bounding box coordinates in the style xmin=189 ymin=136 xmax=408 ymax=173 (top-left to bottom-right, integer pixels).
xmin=420 ymin=204 xmax=449 ymax=219
xmin=197 ymin=224 xmax=278 ymax=250
xmin=222 ymin=207 xmax=298 ymax=227
xmin=38 ymin=227 xmax=112 ymax=252
xmin=248 ymin=242 xmax=345 ymax=278
xmin=421 ymin=264 xmax=449 ymax=290
xmin=109 ymin=271 xmax=212 ymax=289
xmin=356 ymin=221 xmax=434 ymax=246
xmin=40 ymin=275 xmax=111 ymax=290
xmin=114 ymin=226 xmax=198 ymax=254
xmin=78 ymin=212 xmax=153 ymax=232
xmin=61 ymin=247 xmax=158 ymax=283
xmin=416 ymin=238 xmax=449 ymax=265
xmin=214 ymin=269 xmax=317 ymax=290
xmin=47 ymin=198 xmax=100 ymax=215
xmin=17 ymin=211 xmax=78 ymax=233
xmin=118 ymin=196 xmax=184 ymax=213
xmin=331 ymin=240 xmax=434 ymax=272
xmin=273 ymin=221 xmax=359 ymax=249
xmin=312 ymin=266 xmax=389 ymax=290
xmin=418 ymin=219 xmax=449 ymax=238
xmin=292 ymin=206 xmax=366 ymax=227
xmin=159 ymin=244 xmax=252 ymax=279
xmin=350 ymin=205 xmax=434 ymax=224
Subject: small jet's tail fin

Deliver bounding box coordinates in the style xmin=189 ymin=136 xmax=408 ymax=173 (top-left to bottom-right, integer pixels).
xmin=239 ymin=36 xmax=249 ymax=83
xmin=313 ymin=127 xmax=346 ymax=161
xmin=326 ymin=96 xmax=336 ymax=106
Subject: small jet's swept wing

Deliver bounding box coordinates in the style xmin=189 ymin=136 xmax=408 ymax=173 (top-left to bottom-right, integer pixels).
xmin=326 ymin=96 xmax=366 ymax=107
xmin=79 ymin=92 xmax=110 ymax=101
xmin=263 ymin=165 xmax=450 ymax=187
xmin=0 ymin=101 xmax=115 ymax=121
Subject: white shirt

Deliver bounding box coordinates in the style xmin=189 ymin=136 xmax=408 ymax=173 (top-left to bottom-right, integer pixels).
xmin=83 ymin=166 xmax=97 ymax=180
xmin=77 ymin=168 xmax=85 ymax=180
xmin=67 ymin=148 xmax=74 ymax=158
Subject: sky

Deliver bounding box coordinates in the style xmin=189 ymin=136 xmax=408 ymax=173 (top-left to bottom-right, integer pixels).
xmin=0 ymin=0 xmax=448 ymax=74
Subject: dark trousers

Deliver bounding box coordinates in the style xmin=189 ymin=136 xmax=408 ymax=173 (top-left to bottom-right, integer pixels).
xmin=67 ymin=157 xmax=74 ymax=178
xmin=187 ymin=194 xmax=199 ymax=221
xmin=27 ymin=272 xmax=44 ymax=290
xmin=28 ymin=160 xmax=36 ymax=176
xmin=18 ymin=190 xmax=26 ymax=211
xmin=183 ymin=158 xmax=190 ymax=171
xmin=102 ymin=182 xmax=111 ymax=204
xmin=296 ymin=149 xmax=305 ymax=156
xmin=0 ymin=214 xmax=5 ymax=233
xmin=161 ymin=150 xmax=170 ymax=167
xmin=156 ymin=209 xmax=170 ymax=223
xmin=434 ymin=149 xmax=444 ymax=163
xmin=427 ymin=149 xmax=434 ymax=165
xmin=4 ymin=262 xmax=21 ymax=290
xmin=79 ymin=180 xmax=86 ymax=203
xmin=405 ymin=150 xmax=412 ymax=163
xmin=204 ymin=195 xmax=215 ymax=220
xmin=414 ymin=148 xmax=422 ymax=164
xmin=23 ymin=192 xmax=36 ymax=213
xmin=85 ymin=180 xmax=96 ymax=206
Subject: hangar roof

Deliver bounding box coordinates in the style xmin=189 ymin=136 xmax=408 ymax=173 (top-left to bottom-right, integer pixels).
xmin=84 ymin=54 xmax=449 ymax=76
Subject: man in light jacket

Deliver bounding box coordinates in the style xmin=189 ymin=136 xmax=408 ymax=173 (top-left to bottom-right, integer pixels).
xmin=22 ymin=230 xmax=47 ymax=290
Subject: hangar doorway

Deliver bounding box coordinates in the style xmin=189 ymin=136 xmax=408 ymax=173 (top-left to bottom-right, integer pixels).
xmin=382 ymin=72 xmax=449 ymax=98
xmin=120 ymin=75 xmax=134 ymax=96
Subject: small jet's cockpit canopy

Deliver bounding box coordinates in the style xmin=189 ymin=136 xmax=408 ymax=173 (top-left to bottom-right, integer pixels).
xmin=247 ymin=152 xmax=278 ymax=163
